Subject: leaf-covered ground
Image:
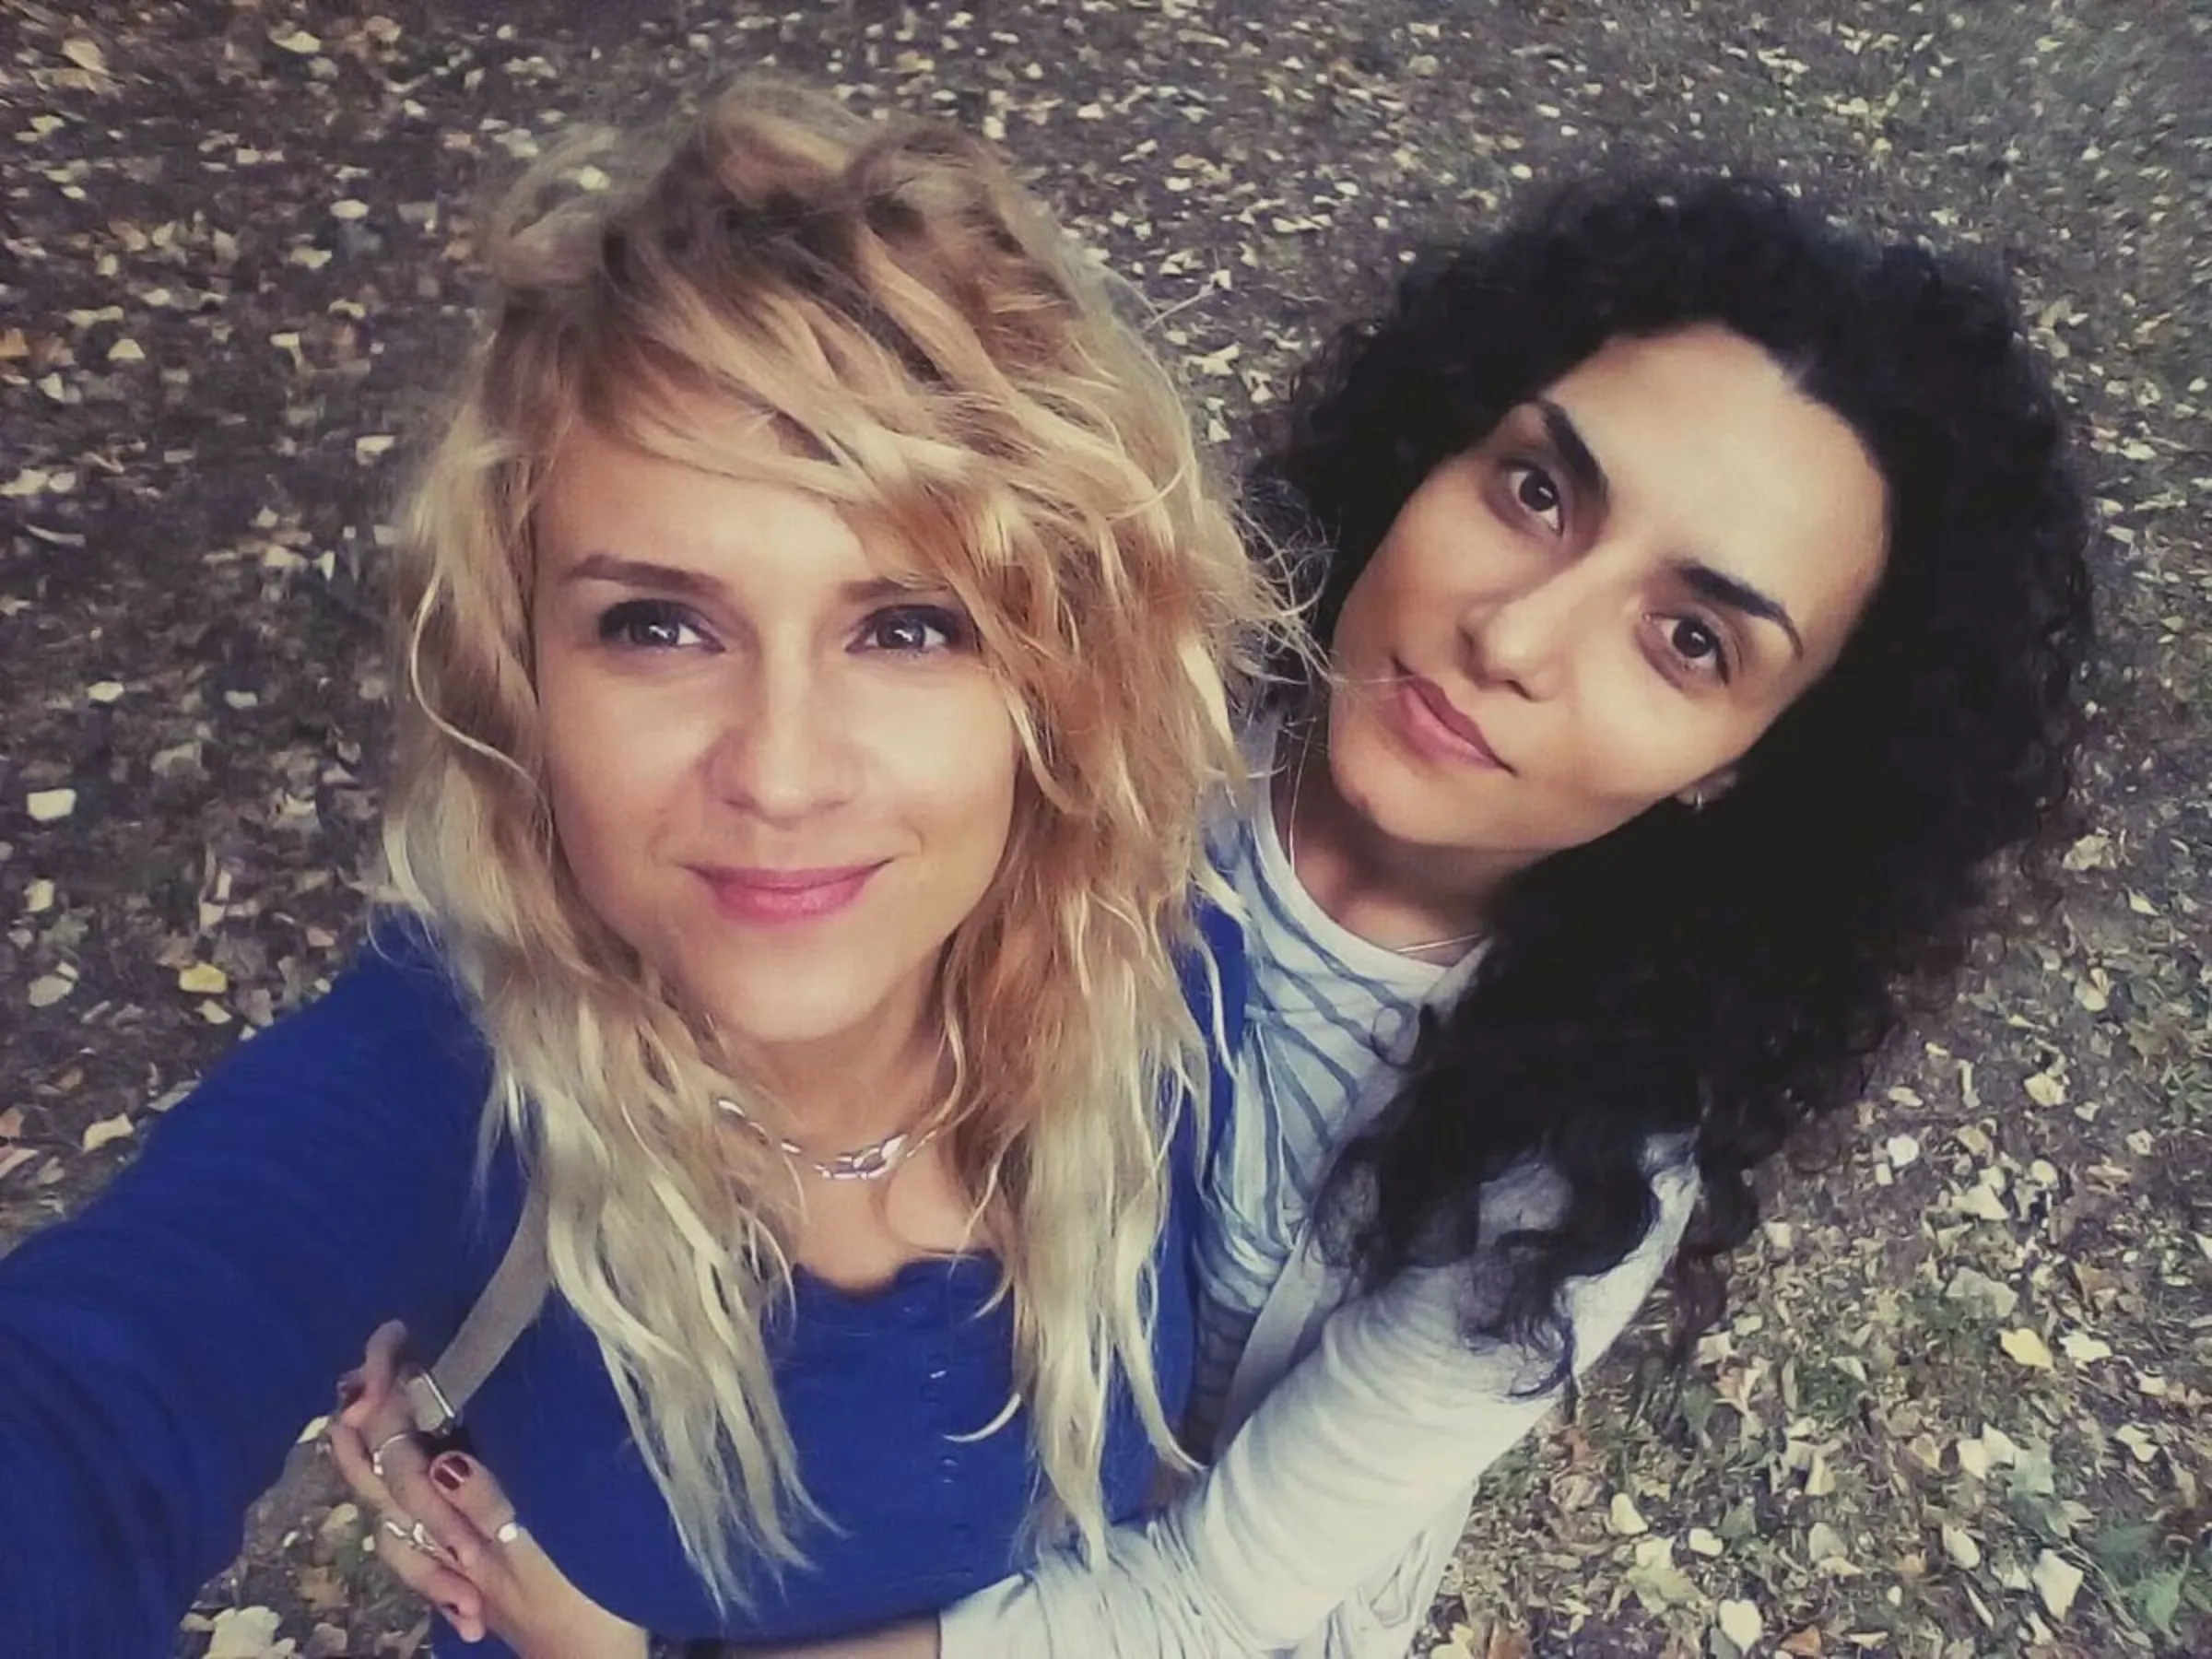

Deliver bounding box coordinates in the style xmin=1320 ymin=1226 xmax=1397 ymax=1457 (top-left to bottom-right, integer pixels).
xmin=2 ymin=2 xmax=2206 ymax=1654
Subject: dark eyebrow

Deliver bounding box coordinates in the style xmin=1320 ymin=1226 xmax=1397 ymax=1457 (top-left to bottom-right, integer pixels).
xmin=1674 ymin=560 xmax=1806 ymax=659
xmin=1532 ymin=398 xmax=1606 ymax=503
xmin=560 ymin=552 xmax=944 ymax=609
xmin=562 ymin=552 xmax=720 ymax=597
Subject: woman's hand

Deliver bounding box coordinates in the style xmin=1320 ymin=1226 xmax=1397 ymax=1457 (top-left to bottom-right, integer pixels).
xmin=326 ymin=1322 xmax=648 ymax=1659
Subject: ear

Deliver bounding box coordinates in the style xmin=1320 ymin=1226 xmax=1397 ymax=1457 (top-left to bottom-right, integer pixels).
xmin=1676 ymin=766 xmax=1738 ymax=811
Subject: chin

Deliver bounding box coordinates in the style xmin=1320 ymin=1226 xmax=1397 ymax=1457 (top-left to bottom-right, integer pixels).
xmin=699 ymin=971 xmax=891 ymax=1053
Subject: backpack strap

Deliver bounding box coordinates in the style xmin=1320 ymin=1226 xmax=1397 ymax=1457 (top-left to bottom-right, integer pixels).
xmin=404 ymin=1182 xmax=551 ymax=1434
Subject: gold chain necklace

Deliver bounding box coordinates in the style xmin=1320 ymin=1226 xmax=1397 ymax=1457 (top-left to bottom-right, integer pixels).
xmin=1279 ymin=722 xmax=1483 ymax=962
xmin=713 ymin=1095 xmax=944 ymax=1182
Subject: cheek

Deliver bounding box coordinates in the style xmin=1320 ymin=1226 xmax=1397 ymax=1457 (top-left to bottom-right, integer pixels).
xmin=872 ymin=688 xmax=1019 ymax=861
xmin=1559 ymin=685 xmax=1757 ymax=813
xmin=535 ymin=664 xmax=702 ymax=889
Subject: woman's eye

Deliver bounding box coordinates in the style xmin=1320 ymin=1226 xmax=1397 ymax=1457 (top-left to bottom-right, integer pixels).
xmin=1664 ymin=617 xmax=1730 ymax=680
xmin=1504 ymin=464 xmax=1565 ymax=534
xmin=598 ymin=600 xmax=708 ymax=651
xmin=858 ymin=605 xmax=971 ymax=654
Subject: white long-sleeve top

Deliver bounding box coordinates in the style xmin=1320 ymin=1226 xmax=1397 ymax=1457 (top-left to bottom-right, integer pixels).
xmin=940 ymin=744 xmax=1702 ymax=1656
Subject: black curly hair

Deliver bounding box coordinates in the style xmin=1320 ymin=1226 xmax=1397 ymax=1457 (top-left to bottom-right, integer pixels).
xmin=1263 ymin=175 xmax=2094 ymax=1385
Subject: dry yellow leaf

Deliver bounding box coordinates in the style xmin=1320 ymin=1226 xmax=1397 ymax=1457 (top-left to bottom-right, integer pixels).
xmin=81 ymin=1113 xmax=135 ymax=1153
xmin=177 ymin=962 xmax=230 ymax=996
xmin=1940 ymin=1523 xmax=1982 ymax=1569
xmin=1716 ymin=1599 xmax=1763 ymax=1650
xmin=2032 ymin=1549 xmax=2084 ymax=1618
xmin=2059 ymin=1330 xmax=2112 ymax=1363
xmin=28 ymin=974 xmax=75 ymax=1008
xmin=2000 ymin=1327 xmax=2054 ymax=1370
xmin=26 ymin=787 xmax=76 ymax=822
xmin=61 ymin=38 xmax=108 ymax=75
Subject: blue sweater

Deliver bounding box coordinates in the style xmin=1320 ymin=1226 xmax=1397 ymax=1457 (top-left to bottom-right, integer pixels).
xmin=0 ymin=914 xmax=1243 ymax=1657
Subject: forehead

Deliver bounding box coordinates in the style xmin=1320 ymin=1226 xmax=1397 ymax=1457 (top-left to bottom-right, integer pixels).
xmin=535 ymin=416 xmax=912 ymax=587
xmin=1535 ymin=326 xmax=1889 ymax=668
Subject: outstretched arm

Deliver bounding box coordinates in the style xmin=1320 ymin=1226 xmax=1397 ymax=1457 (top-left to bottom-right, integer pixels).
xmin=934 ymin=1160 xmax=1700 ymax=1658
xmin=0 ymin=941 xmax=489 ymax=1658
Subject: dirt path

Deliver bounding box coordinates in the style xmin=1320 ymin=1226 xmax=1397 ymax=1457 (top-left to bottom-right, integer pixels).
xmin=3 ymin=2 xmax=2206 ymax=1653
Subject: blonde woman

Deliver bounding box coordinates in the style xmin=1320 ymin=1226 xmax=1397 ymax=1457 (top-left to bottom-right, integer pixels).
xmin=0 ymin=83 xmax=1277 ymax=1659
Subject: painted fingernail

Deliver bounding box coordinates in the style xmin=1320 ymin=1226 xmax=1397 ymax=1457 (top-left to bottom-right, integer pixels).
xmin=430 ymin=1453 xmax=473 ymax=1491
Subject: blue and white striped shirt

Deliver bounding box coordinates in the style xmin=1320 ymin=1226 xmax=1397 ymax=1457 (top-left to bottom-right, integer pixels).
xmin=1189 ymin=729 xmax=1483 ymax=1441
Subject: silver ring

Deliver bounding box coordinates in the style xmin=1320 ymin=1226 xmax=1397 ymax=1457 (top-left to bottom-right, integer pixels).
xmin=494 ymin=1519 xmax=524 ymax=1546
xmin=369 ymin=1429 xmax=415 ymax=1480
xmin=380 ymin=1516 xmax=420 ymax=1553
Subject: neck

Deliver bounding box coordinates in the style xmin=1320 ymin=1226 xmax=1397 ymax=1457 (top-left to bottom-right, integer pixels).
xmin=1277 ymin=721 xmax=1526 ymax=955
xmin=744 ymin=988 xmax=942 ymax=1152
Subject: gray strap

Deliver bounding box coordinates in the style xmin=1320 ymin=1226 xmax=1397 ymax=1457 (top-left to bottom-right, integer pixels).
xmin=405 ymin=1182 xmax=551 ymax=1434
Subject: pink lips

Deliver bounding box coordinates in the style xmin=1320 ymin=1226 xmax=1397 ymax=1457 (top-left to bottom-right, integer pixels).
xmin=696 ymin=863 xmax=883 ymax=925
xmin=1395 ymin=670 xmax=1512 ymax=771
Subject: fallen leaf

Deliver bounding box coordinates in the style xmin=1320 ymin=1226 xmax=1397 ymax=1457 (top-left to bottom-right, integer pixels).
xmin=1716 ymin=1598 xmax=1763 ymax=1651
xmin=87 ymin=680 xmax=125 ymax=703
xmin=2000 ymin=1327 xmax=2054 ymax=1370
xmin=330 ymin=199 xmax=370 ymax=222
xmin=177 ymin=962 xmax=229 ymax=995
xmin=2024 ymin=1071 xmax=2066 ymax=1107
xmin=1955 ymin=1181 xmax=2012 ymax=1222
xmin=1941 ymin=1523 xmax=1983 ymax=1569
xmin=61 ymin=38 xmax=109 ymax=75
xmin=1886 ymin=1133 xmax=1921 ymax=1169
xmin=1803 ymin=1450 xmax=1837 ymax=1497
xmin=2031 ymin=1549 xmax=2084 ymax=1619
xmin=1625 ymin=1535 xmax=1699 ymax=1610
xmin=1806 ymin=1521 xmax=1850 ymax=1567
xmin=1688 ymin=1526 xmax=1724 ymax=1557
xmin=28 ymin=973 xmax=75 ymax=1007
xmin=0 ymin=1147 xmax=37 ymax=1182
xmin=0 ymin=1107 xmax=23 ymax=1138
xmin=205 ymin=1604 xmax=293 ymax=1658
xmin=80 ymin=1113 xmax=135 ymax=1153
xmin=1606 ymin=1492 xmax=1650 ymax=1535
xmin=2058 ymin=1330 xmax=2112 ymax=1363
xmin=107 ymin=337 xmax=146 ymax=364
xmin=26 ymin=787 xmax=77 ymax=822
xmin=1945 ymin=1266 xmax=2020 ymax=1321
xmin=268 ymin=28 xmax=323 ymax=53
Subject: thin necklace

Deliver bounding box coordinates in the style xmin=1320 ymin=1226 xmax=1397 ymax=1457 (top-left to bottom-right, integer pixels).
xmin=713 ymin=1095 xmax=945 ymax=1182
xmin=1280 ymin=722 xmax=1483 ymax=962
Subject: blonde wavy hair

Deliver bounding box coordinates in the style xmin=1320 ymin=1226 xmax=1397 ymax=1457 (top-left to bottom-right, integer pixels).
xmin=380 ymin=79 xmax=1277 ymax=1606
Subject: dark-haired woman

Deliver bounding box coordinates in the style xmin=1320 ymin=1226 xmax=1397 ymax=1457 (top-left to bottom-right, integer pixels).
xmin=921 ymin=172 xmax=2093 ymax=1655
xmin=362 ymin=173 xmax=2091 ymax=1658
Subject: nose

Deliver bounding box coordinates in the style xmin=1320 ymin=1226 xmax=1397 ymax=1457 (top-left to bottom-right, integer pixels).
xmin=1458 ymin=563 xmax=1586 ymax=700
xmin=702 ymin=653 xmax=857 ymax=824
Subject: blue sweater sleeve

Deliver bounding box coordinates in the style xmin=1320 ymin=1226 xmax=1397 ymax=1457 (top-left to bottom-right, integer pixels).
xmin=0 ymin=930 xmax=496 ymax=1658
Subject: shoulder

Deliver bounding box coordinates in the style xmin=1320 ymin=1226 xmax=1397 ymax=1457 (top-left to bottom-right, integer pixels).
xmin=182 ymin=911 xmax=492 ymax=1130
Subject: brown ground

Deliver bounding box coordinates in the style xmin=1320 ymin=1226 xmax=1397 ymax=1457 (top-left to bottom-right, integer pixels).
xmin=2 ymin=2 xmax=2206 ymax=1655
